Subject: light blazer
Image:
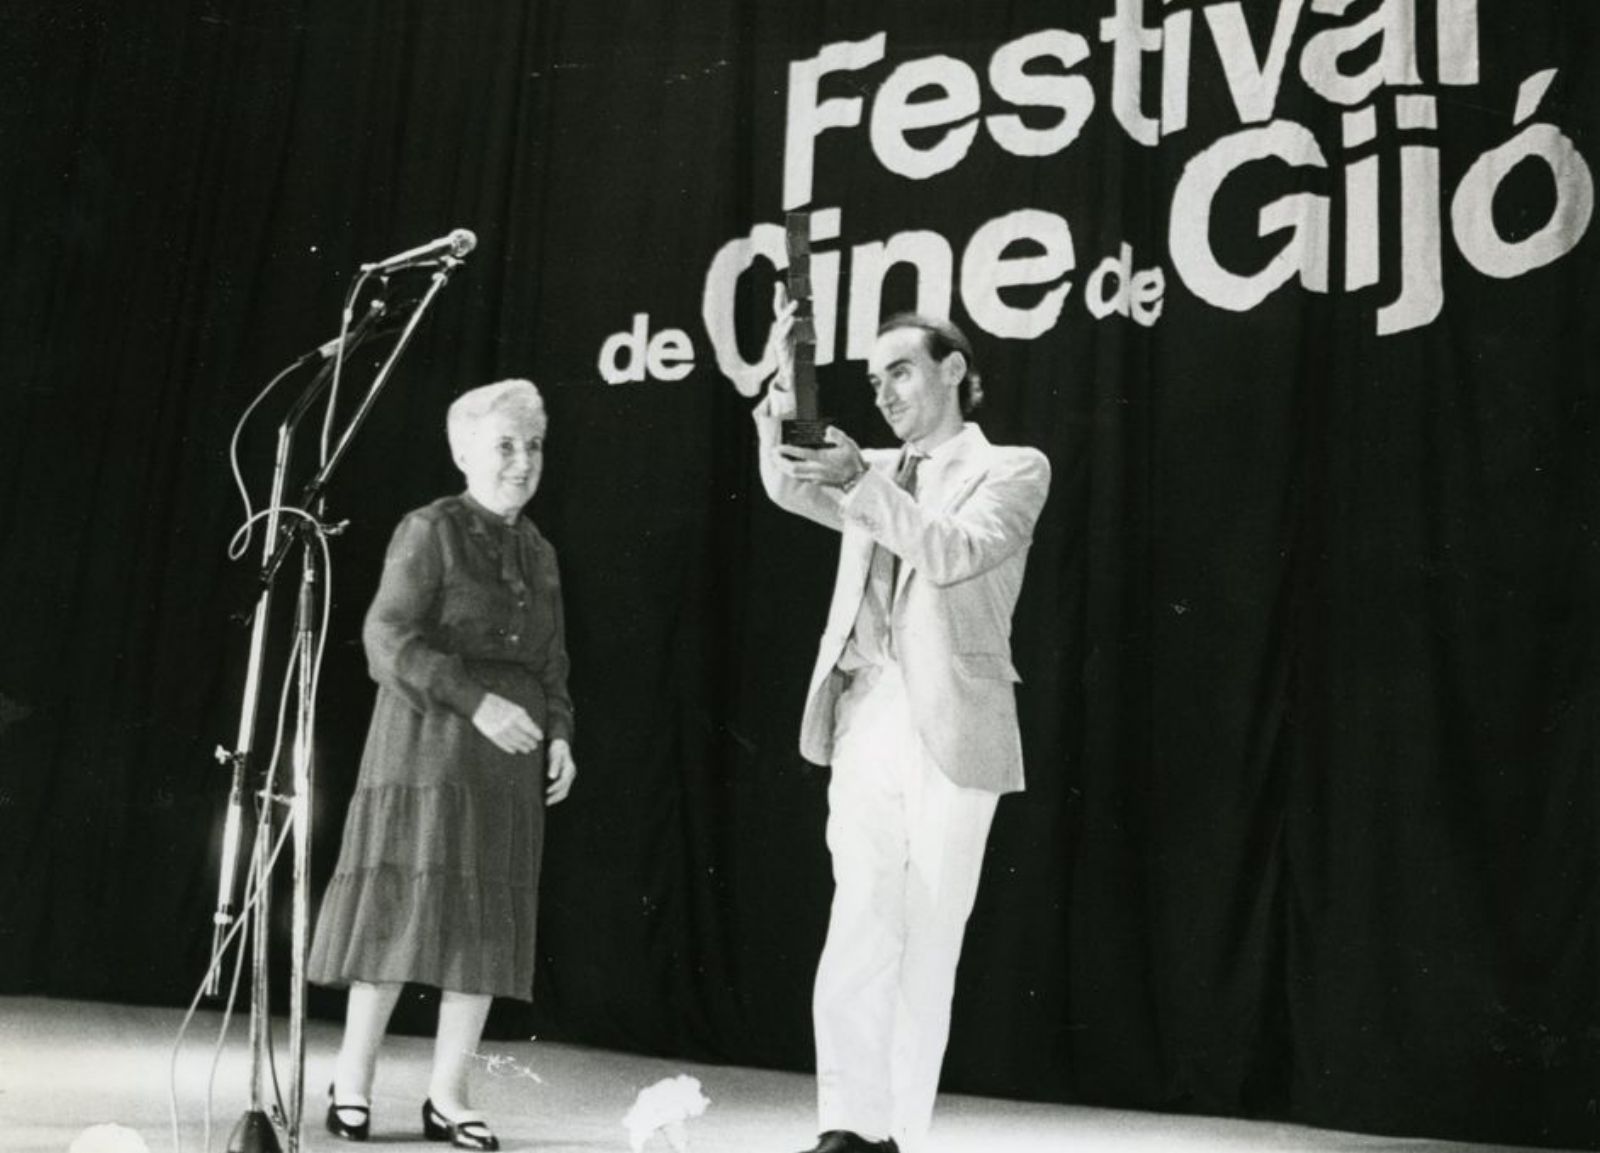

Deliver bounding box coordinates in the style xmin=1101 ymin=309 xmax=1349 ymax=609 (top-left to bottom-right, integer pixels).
xmin=755 ymin=399 xmax=1051 ymax=794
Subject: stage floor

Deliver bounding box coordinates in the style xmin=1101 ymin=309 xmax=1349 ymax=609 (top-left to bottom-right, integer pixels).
xmin=0 ymin=996 xmax=1564 ymax=1153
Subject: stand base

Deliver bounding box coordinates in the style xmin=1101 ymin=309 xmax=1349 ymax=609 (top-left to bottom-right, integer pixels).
xmin=227 ymin=1110 xmax=283 ymax=1153
xmin=781 ymin=417 xmax=831 ymax=449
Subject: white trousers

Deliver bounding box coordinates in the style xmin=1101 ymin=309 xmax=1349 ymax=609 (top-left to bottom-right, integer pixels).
xmin=813 ymin=665 xmax=998 ymax=1153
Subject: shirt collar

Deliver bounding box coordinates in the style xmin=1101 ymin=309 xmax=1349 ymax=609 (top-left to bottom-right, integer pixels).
xmin=911 ymin=422 xmax=979 ymax=468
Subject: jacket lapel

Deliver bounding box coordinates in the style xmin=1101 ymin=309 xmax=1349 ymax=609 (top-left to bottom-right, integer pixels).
xmin=893 ymin=426 xmax=991 ymax=600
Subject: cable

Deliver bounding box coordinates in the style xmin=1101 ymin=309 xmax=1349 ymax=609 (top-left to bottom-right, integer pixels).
xmin=227 ymin=361 xmax=310 ymax=562
xmin=320 ymin=273 xmax=376 ymax=472
xmin=167 ymin=787 xmax=294 ymax=1153
xmin=170 ymin=508 xmax=338 ymax=1152
xmin=195 ymin=259 xmax=385 ymax=1150
xmin=201 ymin=821 xmax=260 ymax=1153
xmin=228 ymin=279 xmax=382 ymax=561
xmin=169 ymin=622 xmax=302 ymax=1152
xmin=224 ymin=508 xmax=336 ymax=691
xmin=226 ymin=626 xmax=308 ymax=1145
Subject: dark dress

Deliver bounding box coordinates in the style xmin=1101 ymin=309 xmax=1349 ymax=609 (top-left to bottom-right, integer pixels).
xmin=308 ymin=493 xmax=574 ymax=999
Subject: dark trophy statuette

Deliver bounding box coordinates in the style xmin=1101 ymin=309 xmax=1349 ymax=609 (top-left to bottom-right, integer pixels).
xmin=781 ymin=211 xmax=831 ymax=449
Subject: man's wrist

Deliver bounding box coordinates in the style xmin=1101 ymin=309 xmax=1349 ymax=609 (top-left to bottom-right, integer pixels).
xmin=837 ymin=460 xmax=867 ymax=492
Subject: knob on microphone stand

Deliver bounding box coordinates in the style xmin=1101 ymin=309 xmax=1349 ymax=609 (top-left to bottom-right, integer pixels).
xmin=205 ymin=747 xmax=246 ymax=999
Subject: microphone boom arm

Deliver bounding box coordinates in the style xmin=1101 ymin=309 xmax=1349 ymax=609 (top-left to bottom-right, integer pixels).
xmin=306 ymin=257 xmax=462 ymax=508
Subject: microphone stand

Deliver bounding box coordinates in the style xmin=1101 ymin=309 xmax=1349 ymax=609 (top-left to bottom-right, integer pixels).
xmin=210 ymin=256 xmax=465 ymax=1153
xmin=210 ymin=299 xmax=390 ymax=1006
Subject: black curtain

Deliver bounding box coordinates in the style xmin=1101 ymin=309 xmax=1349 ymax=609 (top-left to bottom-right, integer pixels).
xmin=1 ymin=2 xmax=1596 ymax=1148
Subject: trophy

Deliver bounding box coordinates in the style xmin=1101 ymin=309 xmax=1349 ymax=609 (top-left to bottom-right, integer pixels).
xmin=781 ymin=211 xmax=831 ymax=449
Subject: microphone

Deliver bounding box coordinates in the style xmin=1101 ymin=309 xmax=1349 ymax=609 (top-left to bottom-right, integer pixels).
xmin=359 ymin=228 xmax=477 ymax=273
xmin=290 ymin=300 xmax=392 ymax=366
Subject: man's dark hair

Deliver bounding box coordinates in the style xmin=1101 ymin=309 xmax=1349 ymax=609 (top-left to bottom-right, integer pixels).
xmin=877 ymin=313 xmax=985 ymax=415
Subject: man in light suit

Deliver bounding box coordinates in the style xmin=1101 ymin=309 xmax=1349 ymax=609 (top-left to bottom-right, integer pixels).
xmin=754 ymin=294 xmax=1051 ymax=1153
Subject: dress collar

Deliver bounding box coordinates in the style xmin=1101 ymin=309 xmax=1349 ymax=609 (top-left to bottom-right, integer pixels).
xmin=460 ymin=490 xmax=522 ymax=530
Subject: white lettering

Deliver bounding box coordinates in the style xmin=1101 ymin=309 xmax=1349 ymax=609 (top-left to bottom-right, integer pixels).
xmin=845 ymin=232 xmax=955 ymax=359
xmin=783 ymin=33 xmax=887 ymax=209
xmin=1299 ymin=0 xmax=1421 ymax=107
xmin=810 ymin=208 xmax=844 ymax=366
xmin=1099 ymin=0 xmax=1163 ymax=146
xmin=1168 ymin=121 xmax=1330 ymax=311
xmin=1377 ymin=143 xmax=1442 ymax=335
xmin=1086 ymin=242 xmax=1167 ymax=326
xmin=1437 ymin=0 xmax=1480 ymax=86
xmin=986 ymin=30 xmax=1096 ymax=157
xmin=1452 ymin=122 xmax=1595 ymax=280
xmin=960 ymin=209 xmax=1077 ymax=339
xmin=1345 ymin=153 xmax=1380 ymax=289
xmin=1203 ymin=0 xmax=1308 ymax=124
xmin=870 ymin=55 xmax=982 ymax=180
xmin=646 ymin=328 xmax=696 ymax=382
xmin=598 ymin=313 xmax=651 ymax=384
xmin=700 ymin=224 xmax=787 ymax=397
xmin=1161 ymin=6 xmax=1193 ymax=136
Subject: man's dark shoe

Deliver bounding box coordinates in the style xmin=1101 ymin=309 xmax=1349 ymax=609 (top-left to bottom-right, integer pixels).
xmin=796 ymin=1131 xmax=899 ymax=1153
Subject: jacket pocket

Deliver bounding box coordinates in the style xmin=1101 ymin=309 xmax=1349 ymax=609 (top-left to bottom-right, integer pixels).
xmin=954 ymin=652 xmax=1022 ymax=682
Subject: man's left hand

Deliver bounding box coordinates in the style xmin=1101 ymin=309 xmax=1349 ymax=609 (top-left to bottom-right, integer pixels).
xmin=776 ymin=426 xmax=866 ymax=488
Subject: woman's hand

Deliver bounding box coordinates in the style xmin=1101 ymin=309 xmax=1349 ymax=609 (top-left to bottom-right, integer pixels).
xmin=546 ymin=739 xmax=577 ymax=805
xmin=472 ymin=693 xmax=544 ymax=755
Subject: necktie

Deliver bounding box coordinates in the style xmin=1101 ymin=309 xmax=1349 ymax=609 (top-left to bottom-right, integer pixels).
xmin=894 ymin=446 xmax=924 ymax=496
xmin=843 ymin=447 xmax=925 ymax=668
xmin=889 ymin=448 xmax=923 ymax=591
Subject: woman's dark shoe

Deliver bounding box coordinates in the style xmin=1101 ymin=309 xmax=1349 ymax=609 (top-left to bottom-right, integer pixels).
xmin=422 ymin=1098 xmax=500 ymax=1151
xmin=325 ymin=1083 xmax=370 ymax=1142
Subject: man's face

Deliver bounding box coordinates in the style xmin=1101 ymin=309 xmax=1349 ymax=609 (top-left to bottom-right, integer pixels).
xmin=456 ymin=408 xmax=545 ymax=515
xmin=866 ymin=326 xmax=963 ymax=445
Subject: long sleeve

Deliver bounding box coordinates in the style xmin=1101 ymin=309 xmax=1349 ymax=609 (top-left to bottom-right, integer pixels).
xmin=752 ymin=391 xmax=849 ymax=532
xmin=362 ymin=513 xmax=487 ymax=718
xmin=538 ymin=548 xmax=576 ymax=745
xmin=839 ymin=448 xmax=1051 ymax=587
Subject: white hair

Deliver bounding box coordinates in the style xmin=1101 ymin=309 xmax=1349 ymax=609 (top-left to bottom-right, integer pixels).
xmin=446 ymin=379 xmax=547 ymax=460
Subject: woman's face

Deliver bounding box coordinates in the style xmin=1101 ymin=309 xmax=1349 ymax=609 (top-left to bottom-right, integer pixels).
xmin=457 ymin=408 xmax=545 ymax=516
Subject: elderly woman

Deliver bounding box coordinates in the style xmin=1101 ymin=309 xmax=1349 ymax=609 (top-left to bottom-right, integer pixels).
xmin=308 ymin=379 xmax=576 ymax=1151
